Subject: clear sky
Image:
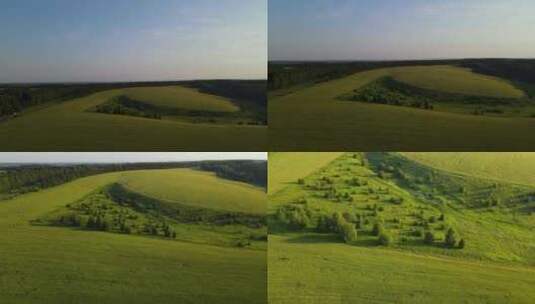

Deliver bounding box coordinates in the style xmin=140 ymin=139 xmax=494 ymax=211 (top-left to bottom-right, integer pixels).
xmin=0 ymin=153 xmax=267 ymax=164
xmin=269 ymin=0 xmax=535 ymax=61
xmin=0 ymin=0 xmax=266 ymax=83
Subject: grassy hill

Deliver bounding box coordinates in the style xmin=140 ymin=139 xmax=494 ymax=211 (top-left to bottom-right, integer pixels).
xmin=402 ymin=152 xmax=535 ymax=187
xmin=268 ymin=152 xmax=535 ymax=303
xmin=268 ymin=152 xmax=343 ymax=195
xmin=0 ymin=168 xmax=266 ymax=303
xmin=119 ymin=169 xmax=266 ymax=214
xmin=390 ymin=66 xmax=524 ymax=98
xmin=269 ymin=65 xmax=535 ymax=151
xmin=0 ymin=85 xmax=266 ymax=151
xmin=122 ymin=86 xmax=239 ymax=112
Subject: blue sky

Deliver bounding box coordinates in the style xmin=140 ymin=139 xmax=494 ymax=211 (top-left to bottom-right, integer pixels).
xmin=0 ymin=153 xmax=267 ymax=163
xmin=269 ymin=0 xmax=535 ymax=61
xmin=0 ymin=0 xmax=266 ymax=83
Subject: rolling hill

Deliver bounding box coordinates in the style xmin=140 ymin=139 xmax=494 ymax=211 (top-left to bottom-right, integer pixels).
xmin=0 ymin=167 xmax=267 ymax=303
xmin=0 ymin=85 xmax=266 ymax=151
xmin=269 ymin=65 xmax=535 ymax=151
xmin=268 ymin=152 xmax=535 ymax=303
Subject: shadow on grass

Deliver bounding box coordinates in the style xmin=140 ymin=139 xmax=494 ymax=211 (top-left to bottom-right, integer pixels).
xmin=285 ymin=233 xmax=342 ymax=244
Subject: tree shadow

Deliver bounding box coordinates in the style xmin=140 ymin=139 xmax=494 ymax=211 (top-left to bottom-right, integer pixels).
xmin=285 ymin=233 xmax=341 ymax=244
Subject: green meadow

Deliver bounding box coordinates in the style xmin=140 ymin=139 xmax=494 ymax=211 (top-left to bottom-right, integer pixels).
xmin=268 ymin=152 xmax=535 ymax=303
xmin=269 ymin=65 xmax=535 ymax=151
xmin=0 ymin=168 xmax=267 ymax=303
xmin=0 ymin=85 xmax=266 ymax=151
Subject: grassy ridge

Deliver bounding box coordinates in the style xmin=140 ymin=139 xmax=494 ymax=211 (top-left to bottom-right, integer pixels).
xmin=0 ymin=88 xmax=266 ymax=151
xmin=269 ymin=66 xmax=535 ymax=151
xmin=390 ymin=66 xmax=524 ymax=98
xmin=268 ymin=152 xmax=343 ymax=195
xmin=0 ymin=169 xmax=266 ymax=303
xmin=402 ymin=152 xmax=535 ymax=187
xmin=119 ymin=169 xmax=266 ymax=214
xmin=268 ymin=152 xmax=535 ymax=303
xmin=122 ymin=86 xmax=239 ymax=112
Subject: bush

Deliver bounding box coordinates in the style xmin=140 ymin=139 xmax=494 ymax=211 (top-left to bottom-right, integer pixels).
xmin=340 ymin=222 xmax=358 ymax=243
xmin=424 ymin=231 xmax=435 ymax=245
xmin=372 ymin=223 xmax=384 ymax=236
xmin=458 ymin=239 xmax=465 ymax=249
xmin=378 ymin=232 xmax=392 ymax=246
xmin=445 ymin=228 xmax=458 ymax=248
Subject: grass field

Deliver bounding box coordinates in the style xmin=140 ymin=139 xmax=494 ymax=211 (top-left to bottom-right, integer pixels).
xmin=0 ymin=169 xmax=266 ymax=303
xmin=122 ymin=86 xmax=239 ymax=112
xmin=269 ymin=65 xmax=535 ymax=151
xmin=390 ymin=66 xmax=525 ymax=98
xmin=120 ymin=169 xmax=266 ymax=214
xmin=0 ymin=86 xmax=266 ymax=151
xmin=268 ymin=152 xmax=344 ymax=195
xmin=402 ymin=152 xmax=535 ymax=187
xmin=268 ymin=152 xmax=535 ymax=303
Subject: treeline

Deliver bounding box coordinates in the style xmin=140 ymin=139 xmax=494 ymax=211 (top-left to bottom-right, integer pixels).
xmin=184 ymin=80 xmax=267 ymax=125
xmin=0 ymin=86 xmax=103 ymax=117
xmin=268 ymin=60 xmax=462 ymax=91
xmin=269 ymin=59 xmax=535 ymax=94
xmin=198 ymin=160 xmax=267 ymax=189
xmin=0 ymin=160 xmax=267 ymax=198
xmin=0 ymin=80 xmax=267 ymax=121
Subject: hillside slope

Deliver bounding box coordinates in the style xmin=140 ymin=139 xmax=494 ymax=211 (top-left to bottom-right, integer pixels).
xmin=402 ymin=152 xmax=535 ymax=187
xmin=269 ymin=65 xmax=535 ymax=151
xmin=0 ymin=86 xmax=266 ymax=151
xmin=268 ymin=152 xmax=535 ymax=303
xmin=0 ymin=169 xmax=266 ymax=303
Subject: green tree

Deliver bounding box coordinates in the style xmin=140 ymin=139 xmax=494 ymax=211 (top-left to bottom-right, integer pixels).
xmin=378 ymin=231 xmax=392 ymax=246
xmin=339 ymin=222 xmax=358 ymax=243
xmin=372 ymin=223 xmax=383 ymax=236
xmin=445 ymin=228 xmax=458 ymax=248
xmin=424 ymin=231 xmax=434 ymax=245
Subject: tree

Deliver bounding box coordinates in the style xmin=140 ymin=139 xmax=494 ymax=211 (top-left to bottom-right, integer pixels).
xmin=424 ymin=231 xmax=434 ymax=245
xmin=340 ymin=222 xmax=358 ymax=243
xmin=445 ymin=228 xmax=458 ymax=248
xmin=372 ymin=223 xmax=383 ymax=236
xmin=378 ymin=231 xmax=392 ymax=246
xmin=458 ymin=239 xmax=465 ymax=249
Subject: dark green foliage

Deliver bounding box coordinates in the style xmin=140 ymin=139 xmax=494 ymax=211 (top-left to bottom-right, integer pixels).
xmin=458 ymin=239 xmax=465 ymax=249
xmin=424 ymin=231 xmax=435 ymax=245
xmin=95 ymin=95 xmax=162 ymax=119
xmin=340 ymin=222 xmax=358 ymax=243
xmin=344 ymin=77 xmax=522 ymax=113
xmin=378 ymin=231 xmax=392 ymax=246
xmin=275 ymin=204 xmax=312 ymax=230
xmin=445 ymin=228 xmax=458 ymax=248
xmin=372 ymin=223 xmax=384 ymax=236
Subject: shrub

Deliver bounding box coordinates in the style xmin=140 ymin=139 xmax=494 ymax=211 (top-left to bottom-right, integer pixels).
xmin=378 ymin=232 xmax=392 ymax=246
xmin=424 ymin=231 xmax=434 ymax=245
xmin=458 ymin=239 xmax=465 ymax=249
xmin=445 ymin=228 xmax=458 ymax=248
xmin=372 ymin=223 xmax=384 ymax=236
xmin=340 ymin=222 xmax=358 ymax=243
xmin=316 ymin=214 xmax=336 ymax=233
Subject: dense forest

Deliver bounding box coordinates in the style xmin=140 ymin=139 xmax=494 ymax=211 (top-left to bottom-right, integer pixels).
xmin=0 ymin=80 xmax=267 ymax=122
xmin=268 ymin=59 xmax=535 ymax=92
xmin=0 ymin=160 xmax=267 ymax=199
